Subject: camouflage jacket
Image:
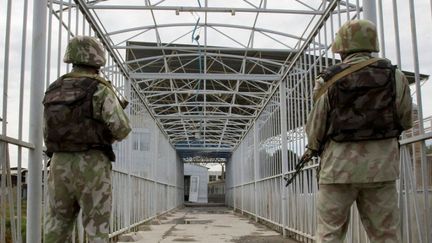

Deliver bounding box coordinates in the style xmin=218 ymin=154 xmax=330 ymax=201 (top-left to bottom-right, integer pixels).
xmin=43 ymin=67 xmax=131 ymax=161
xmin=306 ymin=53 xmax=412 ymax=184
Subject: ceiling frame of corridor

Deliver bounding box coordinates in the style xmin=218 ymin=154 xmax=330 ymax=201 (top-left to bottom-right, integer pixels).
xmin=69 ymin=0 xmax=356 ymax=156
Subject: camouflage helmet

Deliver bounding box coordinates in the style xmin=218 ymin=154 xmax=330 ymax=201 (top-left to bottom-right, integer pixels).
xmin=332 ymin=19 xmax=379 ymax=54
xmin=63 ymin=36 xmax=106 ymax=67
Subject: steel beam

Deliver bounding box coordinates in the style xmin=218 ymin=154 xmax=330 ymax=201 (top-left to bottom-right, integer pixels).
xmin=87 ymin=5 xmax=324 ymax=15
xmin=144 ymin=90 xmax=268 ymax=96
xmin=108 ymin=22 xmax=306 ymax=43
xmin=176 ymin=147 xmax=232 ymax=152
xmin=150 ymin=103 xmax=259 ymax=108
xmin=156 ymin=115 xmax=255 ymax=119
xmin=114 ymin=45 xmax=295 ymax=53
xmin=131 ymin=73 xmax=281 ymax=81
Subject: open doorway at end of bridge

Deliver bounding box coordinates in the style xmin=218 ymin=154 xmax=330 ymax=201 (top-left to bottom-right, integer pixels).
xmin=184 ymin=159 xmax=226 ymax=205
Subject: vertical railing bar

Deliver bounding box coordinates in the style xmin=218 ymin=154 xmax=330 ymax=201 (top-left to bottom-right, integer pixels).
xmin=280 ymin=79 xmax=288 ymax=237
xmin=291 ymin=70 xmax=298 ymax=235
xmin=57 ymin=0 xmax=64 ymax=78
xmin=2 ymin=0 xmax=12 ymax=136
xmin=346 ymin=0 xmax=351 ymax=20
xmin=17 ymin=0 xmax=30 ymax=241
xmin=297 ymin=61 xmax=303 ymax=237
xmin=323 ymin=22 xmax=328 ymax=72
xmin=398 ymin=147 xmax=404 ymax=241
xmin=300 ymin=55 xmax=308 ymax=237
xmin=287 ymin=75 xmax=294 ymax=231
xmin=109 ymin=172 xmax=113 ymax=232
xmin=273 ymin=99 xmax=276 ymax=190
xmin=46 ymin=0 xmax=53 ymax=89
xmin=43 ymin=2 xmax=54 ymax=242
xmin=295 ymin=61 xmax=302 ymax=238
xmin=241 ymin=143 xmax=244 ymax=214
xmin=307 ymin=48 xmax=316 ymax=237
xmin=377 ymin=0 xmax=386 ymax=58
xmin=401 ymin=148 xmax=410 ymax=242
xmin=356 ymin=0 xmax=360 ymax=19
xmin=403 ymin=147 xmax=412 ymax=242
xmin=403 ymin=147 xmax=424 ymax=242
xmin=1 ymin=142 xmax=6 ymax=243
xmin=317 ymin=33 xmax=322 ymax=73
xmin=4 ymin=144 xmax=16 ymax=242
xmin=329 ymin=12 xmax=335 ymax=65
xmin=126 ymin=80 xmax=132 ymax=233
xmin=75 ymin=4 xmax=79 ymax=35
xmin=27 ymin=0 xmax=48 ymax=241
xmin=363 ymin=0 xmax=377 ymax=26
xmin=82 ymin=12 xmax=86 ymax=35
xmin=405 ymin=148 xmax=413 ymax=243
xmin=391 ymin=0 xmax=401 ymax=68
xmin=66 ymin=0 xmax=72 ymax=73
xmin=153 ymin=124 xmax=159 ymax=217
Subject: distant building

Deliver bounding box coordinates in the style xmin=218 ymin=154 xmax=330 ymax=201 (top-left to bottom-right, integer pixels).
xmin=208 ymin=170 xmax=224 ymax=182
xmin=208 ymin=180 xmax=225 ymax=203
xmin=0 ymin=167 xmax=28 ymax=199
xmin=184 ymin=164 xmax=209 ymax=203
xmin=207 ymin=170 xmax=225 ymax=203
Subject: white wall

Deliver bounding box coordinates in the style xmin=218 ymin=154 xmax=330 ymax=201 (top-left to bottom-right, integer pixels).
xmin=184 ymin=164 xmax=209 ymax=203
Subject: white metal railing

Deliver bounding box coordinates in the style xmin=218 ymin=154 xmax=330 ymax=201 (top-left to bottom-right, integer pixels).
xmin=0 ymin=1 xmax=183 ymax=242
xmin=227 ymin=1 xmax=432 ymax=242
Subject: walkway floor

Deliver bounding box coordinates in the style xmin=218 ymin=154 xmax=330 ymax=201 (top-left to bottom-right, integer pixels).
xmin=117 ymin=206 xmax=299 ymax=243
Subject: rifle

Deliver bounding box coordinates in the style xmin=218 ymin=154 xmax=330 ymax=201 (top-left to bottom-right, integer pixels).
xmin=283 ymin=149 xmax=317 ymax=187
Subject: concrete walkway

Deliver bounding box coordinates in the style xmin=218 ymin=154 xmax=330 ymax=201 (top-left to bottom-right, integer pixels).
xmin=117 ymin=206 xmax=299 ymax=243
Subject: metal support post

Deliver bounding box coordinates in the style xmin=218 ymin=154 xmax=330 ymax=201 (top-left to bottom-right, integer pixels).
xmin=233 ymin=156 xmax=236 ymax=211
xmin=27 ymin=1 xmax=48 ymax=242
xmin=362 ymin=0 xmax=378 ymax=57
xmin=279 ymin=82 xmax=288 ymax=238
xmin=126 ymin=78 xmax=132 ymax=231
xmin=240 ymin=144 xmax=244 ymax=214
xmin=253 ymin=122 xmax=259 ymax=222
xmin=153 ymin=122 xmax=159 ymax=216
xmin=362 ymin=0 xmax=377 ymax=24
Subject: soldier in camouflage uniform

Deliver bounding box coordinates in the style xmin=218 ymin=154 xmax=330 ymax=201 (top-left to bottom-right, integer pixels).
xmin=305 ymin=20 xmax=412 ymax=242
xmin=43 ymin=36 xmax=131 ymax=243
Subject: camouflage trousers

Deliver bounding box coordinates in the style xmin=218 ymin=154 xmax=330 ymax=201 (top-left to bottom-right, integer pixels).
xmin=44 ymin=150 xmax=112 ymax=243
xmin=317 ymin=181 xmax=400 ymax=243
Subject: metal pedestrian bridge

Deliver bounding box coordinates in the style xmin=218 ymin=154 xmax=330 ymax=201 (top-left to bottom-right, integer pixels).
xmin=1 ymin=1 xmax=431 ymax=242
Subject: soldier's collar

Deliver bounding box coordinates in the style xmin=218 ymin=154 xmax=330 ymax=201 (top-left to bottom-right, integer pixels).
xmin=343 ymin=52 xmax=373 ymax=64
xmin=71 ymin=66 xmax=99 ymax=75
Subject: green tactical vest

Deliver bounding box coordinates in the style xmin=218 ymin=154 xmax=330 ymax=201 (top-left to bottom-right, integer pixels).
xmin=43 ymin=73 xmax=115 ymax=160
xmin=324 ymin=59 xmax=403 ymax=142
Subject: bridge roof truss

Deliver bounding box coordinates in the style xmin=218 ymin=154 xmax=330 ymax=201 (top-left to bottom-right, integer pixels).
xmin=66 ymin=0 xmax=361 ymax=159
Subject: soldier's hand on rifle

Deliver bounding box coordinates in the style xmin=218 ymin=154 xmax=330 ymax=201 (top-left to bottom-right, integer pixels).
xmin=300 ymin=148 xmax=317 ymax=165
xmin=284 ymin=147 xmax=318 ymax=187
